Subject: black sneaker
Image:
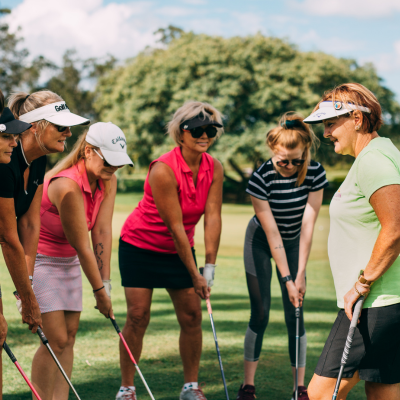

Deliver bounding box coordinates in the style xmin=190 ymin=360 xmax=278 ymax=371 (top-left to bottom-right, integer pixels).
xmin=237 ymin=384 xmax=256 ymax=400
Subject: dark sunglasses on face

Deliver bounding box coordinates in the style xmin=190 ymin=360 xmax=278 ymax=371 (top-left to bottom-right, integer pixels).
xmin=93 ymin=148 xmax=124 ymax=168
xmin=184 ymin=126 xmax=218 ymax=139
xmin=53 ymin=124 xmax=70 ymax=132
xmin=276 ymin=158 xmax=305 ymax=167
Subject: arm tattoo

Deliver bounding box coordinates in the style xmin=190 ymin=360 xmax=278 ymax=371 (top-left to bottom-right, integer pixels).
xmin=94 ymin=243 xmax=104 ymax=271
xmin=274 ymin=244 xmax=284 ymax=250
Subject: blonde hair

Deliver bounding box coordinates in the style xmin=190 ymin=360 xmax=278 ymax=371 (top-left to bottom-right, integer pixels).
xmin=167 ymin=101 xmax=224 ymax=145
xmin=267 ymin=112 xmax=319 ymax=186
xmin=8 ymin=90 xmax=63 ymax=136
xmin=0 ymin=89 xmax=4 ymax=113
xmin=314 ymin=83 xmax=383 ymax=133
xmin=46 ymin=132 xmax=111 ymax=193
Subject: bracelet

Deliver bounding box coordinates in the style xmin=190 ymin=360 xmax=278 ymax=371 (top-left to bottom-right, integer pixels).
xmin=93 ymin=286 xmax=105 ymax=293
xmin=353 ymin=283 xmax=363 ymax=297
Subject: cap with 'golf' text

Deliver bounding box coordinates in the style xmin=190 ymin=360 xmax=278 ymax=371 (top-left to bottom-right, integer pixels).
xmin=86 ymin=122 xmax=133 ymax=167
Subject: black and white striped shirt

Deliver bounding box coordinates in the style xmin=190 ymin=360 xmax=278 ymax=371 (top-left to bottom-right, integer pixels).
xmin=246 ymin=159 xmax=329 ymax=239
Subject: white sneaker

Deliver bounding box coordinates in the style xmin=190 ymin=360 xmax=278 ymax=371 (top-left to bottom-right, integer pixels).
xmin=116 ymin=387 xmax=137 ymax=400
xmin=179 ymin=387 xmax=207 ymax=400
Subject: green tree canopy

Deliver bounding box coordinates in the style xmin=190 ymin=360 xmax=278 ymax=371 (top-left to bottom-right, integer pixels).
xmin=94 ymin=31 xmax=400 ymax=188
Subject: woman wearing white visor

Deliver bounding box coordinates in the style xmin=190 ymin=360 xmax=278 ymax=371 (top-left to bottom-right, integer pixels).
xmin=304 ymin=83 xmax=400 ymax=400
xmin=31 ymin=122 xmax=133 ymax=400
xmin=0 ymin=91 xmax=88 ymax=332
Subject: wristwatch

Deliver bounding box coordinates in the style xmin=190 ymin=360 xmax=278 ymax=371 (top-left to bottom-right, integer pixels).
xmin=281 ymin=274 xmax=292 ymax=284
xmin=358 ymin=270 xmax=374 ymax=286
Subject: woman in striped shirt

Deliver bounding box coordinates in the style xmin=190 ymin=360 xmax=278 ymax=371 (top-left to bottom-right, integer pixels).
xmin=237 ymin=113 xmax=328 ymax=400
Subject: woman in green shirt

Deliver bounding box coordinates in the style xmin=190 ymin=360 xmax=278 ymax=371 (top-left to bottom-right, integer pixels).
xmin=304 ymin=83 xmax=400 ymax=400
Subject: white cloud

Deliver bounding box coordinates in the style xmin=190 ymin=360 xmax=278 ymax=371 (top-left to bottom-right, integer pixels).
xmin=156 ymin=6 xmax=194 ymax=17
xmin=181 ymin=0 xmax=208 ymax=4
xmin=291 ymin=0 xmax=400 ymax=18
xmin=366 ymin=40 xmax=400 ymax=72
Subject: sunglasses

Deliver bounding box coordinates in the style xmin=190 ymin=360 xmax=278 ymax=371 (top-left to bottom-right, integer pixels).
xmin=183 ymin=126 xmax=218 ymax=139
xmin=93 ymin=148 xmax=124 ymax=168
xmin=53 ymin=124 xmax=70 ymax=132
xmin=276 ymin=158 xmax=305 ymax=167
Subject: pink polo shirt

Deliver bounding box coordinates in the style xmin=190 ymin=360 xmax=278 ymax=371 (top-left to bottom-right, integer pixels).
xmin=121 ymin=147 xmax=214 ymax=254
xmin=37 ymin=159 xmax=105 ymax=257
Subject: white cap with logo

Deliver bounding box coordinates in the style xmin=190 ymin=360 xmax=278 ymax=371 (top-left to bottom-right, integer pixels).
xmin=86 ymin=122 xmax=133 ymax=167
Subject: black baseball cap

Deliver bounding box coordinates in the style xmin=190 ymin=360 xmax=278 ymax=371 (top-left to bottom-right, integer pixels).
xmin=180 ymin=112 xmax=223 ymax=130
xmin=0 ymin=107 xmax=32 ymax=135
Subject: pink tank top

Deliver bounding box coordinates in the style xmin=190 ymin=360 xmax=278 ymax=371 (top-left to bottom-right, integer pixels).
xmin=121 ymin=147 xmax=214 ymax=254
xmin=38 ymin=159 xmax=105 ymax=257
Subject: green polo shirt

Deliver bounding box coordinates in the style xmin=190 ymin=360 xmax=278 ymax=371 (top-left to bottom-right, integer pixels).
xmin=329 ymin=137 xmax=400 ymax=309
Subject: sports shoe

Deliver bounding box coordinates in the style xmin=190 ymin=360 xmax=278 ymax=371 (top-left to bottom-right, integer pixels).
xmin=237 ymin=384 xmax=256 ymax=399
xmin=179 ymin=387 xmax=207 ymax=400
xmin=291 ymin=386 xmax=309 ymax=400
xmin=116 ymin=387 xmax=137 ymax=400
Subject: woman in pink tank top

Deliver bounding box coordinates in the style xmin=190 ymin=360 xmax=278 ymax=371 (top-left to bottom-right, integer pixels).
xmin=117 ymin=101 xmax=224 ymax=400
xmin=31 ymin=122 xmax=133 ymax=399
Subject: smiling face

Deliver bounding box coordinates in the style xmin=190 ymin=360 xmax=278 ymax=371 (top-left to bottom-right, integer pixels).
xmin=0 ymin=132 xmax=18 ymax=163
xmin=323 ymin=115 xmax=358 ymax=156
xmin=181 ymin=126 xmax=212 ymax=154
xmin=272 ymin=143 xmax=306 ymax=177
xmin=38 ymin=123 xmax=73 ymax=153
xmin=85 ymin=147 xmax=120 ymax=182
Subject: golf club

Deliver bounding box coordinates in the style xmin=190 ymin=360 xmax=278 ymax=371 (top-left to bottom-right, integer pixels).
xmin=14 ymin=291 xmax=82 ymax=400
xmin=200 ymin=266 xmax=229 ymax=399
xmin=331 ymin=296 xmax=365 ymax=400
xmin=3 ymin=341 xmax=42 ymax=400
xmin=294 ymin=306 xmax=300 ymax=400
xmin=110 ymin=318 xmax=156 ymax=400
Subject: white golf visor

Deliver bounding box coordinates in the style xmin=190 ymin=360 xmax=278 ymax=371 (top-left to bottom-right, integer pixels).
xmin=304 ymin=101 xmax=371 ymax=124
xmin=19 ymin=101 xmax=89 ymax=127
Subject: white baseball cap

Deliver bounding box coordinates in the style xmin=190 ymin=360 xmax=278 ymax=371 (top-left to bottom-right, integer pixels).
xmin=86 ymin=122 xmax=133 ymax=167
xmin=19 ymin=101 xmax=89 ymax=126
xmin=303 ymin=101 xmax=371 ymax=124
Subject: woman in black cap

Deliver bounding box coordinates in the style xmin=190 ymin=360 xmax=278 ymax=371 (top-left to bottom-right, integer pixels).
xmin=117 ymin=101 xmax=224 ymax=400
xmin=0 ymin=90 xmax=35 ymax=398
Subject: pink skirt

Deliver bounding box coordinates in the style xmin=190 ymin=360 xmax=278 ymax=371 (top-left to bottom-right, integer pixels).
xmin=33 ymin=253 xmax=82 ymax=313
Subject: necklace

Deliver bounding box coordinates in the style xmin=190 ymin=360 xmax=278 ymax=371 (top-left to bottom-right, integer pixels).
xmin=20 ymin=142 xmax=31 ymax=167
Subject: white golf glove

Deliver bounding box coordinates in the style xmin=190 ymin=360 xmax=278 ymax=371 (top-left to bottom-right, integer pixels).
xmin=203 ymin=264 xmax=216 ymax=287
xmin=103 ymin=279 xmax=112 ymax=298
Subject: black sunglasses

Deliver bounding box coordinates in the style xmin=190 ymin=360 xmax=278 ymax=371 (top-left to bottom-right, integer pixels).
xmin=276 ymin=158 xmax=305 ymax=167
xmin=53 ymin=124 xmax=70 ymax=132
xmin=184 ymin=126 xmax=218 ymax=139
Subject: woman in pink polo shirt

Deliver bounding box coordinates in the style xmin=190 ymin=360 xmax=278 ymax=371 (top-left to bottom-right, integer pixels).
xmin=117 ymin=101 xmax=224 ymax=400
xmin=31 ymin=122 xmax=133 ymax=399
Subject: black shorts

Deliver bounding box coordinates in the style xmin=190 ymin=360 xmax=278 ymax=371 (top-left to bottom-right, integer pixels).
xmin=315 ymin=303 xmax=400 ymax=384
xmin=119 ymin=238 xmax=197 ymax=289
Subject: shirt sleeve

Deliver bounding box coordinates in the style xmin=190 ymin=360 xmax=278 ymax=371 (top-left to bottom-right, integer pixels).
xmin=246 ymin=168 xmax=269 ymax=200
xmin=310 ymin=163 xmax=329 ymax=192
xmin=357 ymin=150 xmax=400 ymax=200
xmin=0 ymin=164 xmax=16 ymax=198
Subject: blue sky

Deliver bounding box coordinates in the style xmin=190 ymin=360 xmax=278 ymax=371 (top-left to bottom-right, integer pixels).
xmin=2 ymin=0 xmax=400 ymax=100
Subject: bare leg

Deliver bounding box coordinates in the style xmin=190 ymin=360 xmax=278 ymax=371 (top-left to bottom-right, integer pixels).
xmin=365 ymin=381 xmax=400 ymax=400
xmin=52 ymin=312 xmax=80 ymax=400
xmin=167 ymin=287 xmax=202 ymax=383
xmin=0 ymin=298 xmax=3 ymax=400
xmin=308 ymin=372 xmax=360 ymax=400
xmin=120 ymin=288 xmax=153 ymax=387
xmin=31 ymin=311 xmax=80 ymax=400
xmin=291 ymin=366 xmax=306 ymax=389
xmin=243 ymin=360 xmax=259 ymax=386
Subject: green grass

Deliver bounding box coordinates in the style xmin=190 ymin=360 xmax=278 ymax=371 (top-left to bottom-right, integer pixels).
xmin=1 ymin=193 xmax=366 ymax=399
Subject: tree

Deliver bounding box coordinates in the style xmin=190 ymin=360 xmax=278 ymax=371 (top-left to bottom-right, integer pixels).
xmin=94 ymin=31 xmax=400 ymax=197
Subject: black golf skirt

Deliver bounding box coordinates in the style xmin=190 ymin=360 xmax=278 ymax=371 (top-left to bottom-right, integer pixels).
xmin=119 ymin=238 xmax=197 ymax=289
xmin=315 ymin=302 xmax=400 ymax=384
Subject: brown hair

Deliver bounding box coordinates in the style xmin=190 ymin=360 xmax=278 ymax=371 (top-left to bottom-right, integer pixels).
xmin=46 ymin=132 xmax=111 ymax=193
xmin=167 ymin=101 xmax=224 ymax=145
xmin=267 ymin=112 xmax=319 ymax=186
xmin=0 ymin=89 xmax=4 ymax=114
xmin=314 ymin=83 xmax=383 ymax=133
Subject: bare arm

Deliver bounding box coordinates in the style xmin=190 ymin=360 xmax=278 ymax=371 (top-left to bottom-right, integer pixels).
xmin=48 ymin=177 xmax=113 ymax=318
xmin=149 ymin=162 xmax=209 ymax=299
xmin=252 ymin=196 xmax=300 ymax=307
xmin=344 ymin=184 xmax=400 ymax=319
xmin=203 ymin=159 xmax=223 ymax=264
xmin=17 ymin=184 xmax=43 ymax=277
xmin=0 ymin=197 xmax=41 ymax=332
xmin=91 ymin=175 xmax=117 ymax=281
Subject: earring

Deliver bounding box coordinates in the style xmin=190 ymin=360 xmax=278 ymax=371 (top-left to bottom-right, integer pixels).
xmin=355 ymin=125 xmax=361 ymax=131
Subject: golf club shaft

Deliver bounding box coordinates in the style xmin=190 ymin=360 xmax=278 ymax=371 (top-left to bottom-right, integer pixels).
xmin=3 ymin=342 xmax=42 ymax=400
xmin=111 ymin=318 xmax=156 ymax=400
xmin=295 ymin=307 xmax=300 ymax=400
xmin=206 ymin=298 xmax=230 ymax=400
xmin=332 ymin=296 xmax=365 ymax=400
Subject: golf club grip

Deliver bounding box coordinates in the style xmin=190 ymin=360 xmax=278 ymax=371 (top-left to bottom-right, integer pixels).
xmin=3 ymin=342 xmax=17 ymax=363
xmin=111 ymin=318 xmax=121 ymax=333
xmin=341 ymin=296 xmax=365 ymax=365
xmin=37 ymin=327 xmax=49 ymax=345
xmin=206 ymin=297 xmax=212 ymax=315
xmin=295 ymin=307 xmax=300 ymax=318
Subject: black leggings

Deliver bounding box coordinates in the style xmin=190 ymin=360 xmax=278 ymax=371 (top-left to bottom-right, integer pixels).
xmin=243 ymin=218 xmax=307 ymax=367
